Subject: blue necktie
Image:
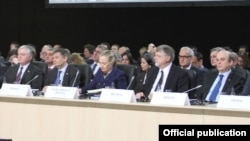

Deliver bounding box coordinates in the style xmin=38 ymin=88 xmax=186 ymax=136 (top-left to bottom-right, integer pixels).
xmin=209 ymin=74 xmax=224 ymax=101
xmin=54 ymin=70 xmax=62 ymax=86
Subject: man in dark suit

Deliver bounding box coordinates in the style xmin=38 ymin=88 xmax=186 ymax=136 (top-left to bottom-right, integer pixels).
xmin=5 ymin=45 xmax=43 ymax=90
xmin=192 ymin=51 xmax=209 ymax=72
xmin=81 ymin=50 xmax=127 ymax=95
xmin=199 ymin=50 xmax=245 ymax=102
xmin=136 ymin=44 xmax=189 ymax=100
xmin=44 ymin=48 xmax=80 ymax=88
xmin=178 ymin=46 xmax=205 ymax=99
xmin=83 ymin=44 xmax=95 ymax=65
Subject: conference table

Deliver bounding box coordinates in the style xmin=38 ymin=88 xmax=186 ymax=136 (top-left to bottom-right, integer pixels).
xmin=0 ymin=95 xmax=250 ymax=141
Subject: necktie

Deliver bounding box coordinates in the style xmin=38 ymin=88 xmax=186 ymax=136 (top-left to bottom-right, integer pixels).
xmin=209 ymin=74 xmax=224 ymax=101
xmin=54 ymin=70 xmax=62 ymax=86
xmin=15 ymin=67 xmax=23 ymax=83
xmin=155 ymin=70 xmax=164 ymax=91
xmin=92 ymin=63 xmax=97 ymax=72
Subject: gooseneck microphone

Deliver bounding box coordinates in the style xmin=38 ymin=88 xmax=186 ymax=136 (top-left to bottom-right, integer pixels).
xmin=26 ymin=75 xmax=39 ymax=85
xmin=182 ymin=85 xmax=202 ymax=93
xmin=126 ymin=75 xmax=135 ymax=90
xmin=72 ymin=70 xmax=79 ymax=87
xmin=183 ymin=85 xmax=204 ymax=105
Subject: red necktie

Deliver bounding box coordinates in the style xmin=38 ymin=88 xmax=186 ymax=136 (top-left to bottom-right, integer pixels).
xmin=15 ymin=67 xmax=23 ymax=83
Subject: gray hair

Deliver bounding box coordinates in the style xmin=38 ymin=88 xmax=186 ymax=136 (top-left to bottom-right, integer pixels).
xmin=96 ymin=44 xmax=108 ymax=52
xmin=156 ymin=44 xmax=175 ymax=62
xmin=18 ymin=44 xmax=36 ymax=59
xmin=210 ymin=47 xmax=225 ymax=53
xmin=229 ymin=51 xmax=238 ymax=62
xmin=180 ymin=46 xmax=194 ymax=56
xmin=53 ymin=48 xmax=70 ymax=59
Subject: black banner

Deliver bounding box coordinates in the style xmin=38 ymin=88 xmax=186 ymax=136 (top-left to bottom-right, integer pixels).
xmin=159 ymin=125 xmax=249 ymax=140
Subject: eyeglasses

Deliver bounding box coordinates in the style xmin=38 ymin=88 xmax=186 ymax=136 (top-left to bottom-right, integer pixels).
xmin=178 ymin=55 xmax=191 ymax=59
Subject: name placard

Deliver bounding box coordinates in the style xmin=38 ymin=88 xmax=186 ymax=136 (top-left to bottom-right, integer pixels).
xmin=44 ymin=86 xmax=79 ymax=99
xmin=150 ymin=92 xmax=190 ymax=106
xmin=217 ymin=95 xmax=250 ymax=110
xmin=0 ymin=83 xmax=33 ymax=96
xmin=99 ymin=89 xmax=136 ymax=103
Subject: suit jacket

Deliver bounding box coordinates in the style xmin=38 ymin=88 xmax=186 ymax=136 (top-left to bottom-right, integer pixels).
xmin=187 ymin=65 xmax=205 ymax=99
xmin=81 ymin=67 xmax=128 ymax=94
xmin=233 ymin=66 xmax=249 ymax=80
xmin=142 ymin=64 xmax=189 ymax=97
xmin=5 ymin=63 xmax=43 ymax=89
xmin=134 ymin=72 xmax=146 ymax=93
xmin=0 ymin=62 xmax=8 ymax=88
xmin=200 ymin=70 xmax=245 ymax=100
xmin=240 ymin=74 xmax=250 ymax=95
xmin=44 ymin=65 xmax=80 ymax=87
xmin=190 ymin=65 xmax=205 ymax=86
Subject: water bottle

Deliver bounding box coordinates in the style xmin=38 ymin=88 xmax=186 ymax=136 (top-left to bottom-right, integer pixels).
xmin=111 ymin=82 xmax=115 ymax=89
xmin=156 ymin=84 xmax=162 ymax=92
xmin=2 ymin=77 xmax=7 ymax=84
xmin=230 ymin=88 xmax=235 ymax=96
xmin=58 ymin=80 xmax=62 ymax=87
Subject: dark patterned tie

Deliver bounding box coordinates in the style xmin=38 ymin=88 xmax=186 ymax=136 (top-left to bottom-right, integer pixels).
xmin=15 ymin=67 xmax=23 ymax=83
xmin=155 ymin=70 xmax=164 ymax=91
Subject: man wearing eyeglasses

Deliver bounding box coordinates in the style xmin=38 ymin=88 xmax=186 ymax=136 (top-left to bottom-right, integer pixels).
xmin=178 ymin=46 xmax=205 ymax=99
xmin=136 ymin=44 xmax=189 ymax=101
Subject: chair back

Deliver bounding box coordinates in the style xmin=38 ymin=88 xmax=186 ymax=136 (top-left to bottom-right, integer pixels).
xmin=183 ymin=69 xmax=197 ymax=98
xmin=116 ymin=64 xmax=137 ymax=90
xmin=32 ymin=61 xmax=48 ymax=75
xmin=71 ymin=64 xmax=92 ymax=87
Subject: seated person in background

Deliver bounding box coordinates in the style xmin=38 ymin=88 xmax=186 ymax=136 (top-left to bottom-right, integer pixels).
xmin=192 ymin=51 xmax=209 ymax=72
xmin=230 ymin=52 xmax=249 ymax=80
xmin=43 ymin=48 xmax=80 ymax=89
xmin=90 ymin=44 xmax=108 ymax=76
xmin=240 ymin=74 xmax=250 ymax=95
xmin=136 ymin=44 xmax=189 ymax=101
xmin=70 ymin=52 xmax=86 ymax=64
xmin=83 ymin=44 xmax=95 ymax=65
xmin=7 ymin=49 xmax=18 ymax=66
xmin=135 ymin=53 xmax=155 ymax=97
xmin=178 ymin=46 xmax=205 ymax=99
xmin=39 ymin=44 xmax=52 ymax=62
xmin=5 ymin=45 xmax=43 ymax=89
xmin=44 ymin=48 xmax=55 ymax=72
xmin=81 ymin=50 xmax=128 ymax=95
xmin=121 ymin=52 xmax=136 ymax=65
xmin=209 ymin=47 xmax=225 ymax=71
xmin=111 ymin=44 xmax=120 ymax=53
xmin=198 ymin=50 xmax=245 ymax=103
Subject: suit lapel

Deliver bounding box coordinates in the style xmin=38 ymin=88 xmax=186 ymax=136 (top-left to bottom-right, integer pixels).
xmin=62 ymin=66 xmax=70 ymax=86
xmin=11 ymin=65 xmax=20 ymax=82
xmin=164 ymin=65 xmax=175 ymax=90
xmin=21 ymin=64 xmax=31 ymax=82
xmin=222 ymin=72 xmax=233 ymax=92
